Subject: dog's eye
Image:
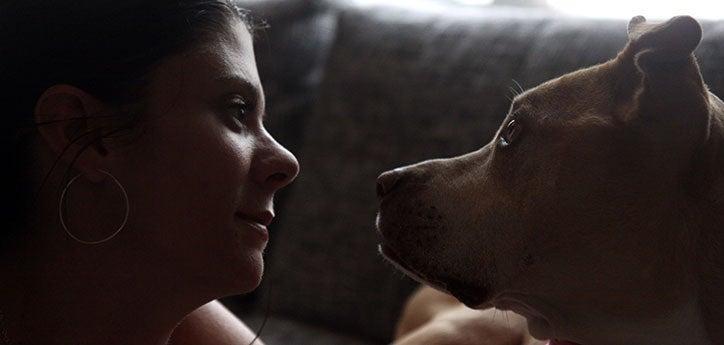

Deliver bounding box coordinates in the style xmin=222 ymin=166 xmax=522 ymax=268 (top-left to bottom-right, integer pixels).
xmin=499 ymin=119 xmax=522 ymax=148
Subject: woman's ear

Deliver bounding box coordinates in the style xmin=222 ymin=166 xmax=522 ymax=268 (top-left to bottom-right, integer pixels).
xmin=34 ymin=85 xmax=111 ymax=183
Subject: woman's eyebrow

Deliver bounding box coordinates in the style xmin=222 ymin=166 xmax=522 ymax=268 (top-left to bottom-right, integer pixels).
xmin=214 ymin=74 xmax=261 ymax=95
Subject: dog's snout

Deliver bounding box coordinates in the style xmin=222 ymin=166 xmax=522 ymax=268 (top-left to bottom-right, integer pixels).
xmin=377 ymin=170 xmax=402 ymax=198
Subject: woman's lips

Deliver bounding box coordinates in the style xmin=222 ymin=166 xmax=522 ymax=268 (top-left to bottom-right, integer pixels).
xmin=235 ymin=214 xmax=269 ymax=241
xmin=236 ymin=210 xmax=274 ymax=226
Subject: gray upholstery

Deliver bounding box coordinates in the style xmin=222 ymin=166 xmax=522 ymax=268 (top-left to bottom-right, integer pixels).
xmin=239 ymin=0 xmax=337 ymax=155
xmin=696 ymin=22 xmax=724 ymax=95
xmin=516 ymin=18 xmax=628 ymax=87
xmin=227 ymin=1 xmax=724 ymax=344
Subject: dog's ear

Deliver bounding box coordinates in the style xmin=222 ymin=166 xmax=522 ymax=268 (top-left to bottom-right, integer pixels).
xmin=627 ymin=15 xmax=702 ymax=64
xmin=618 ymin=15 xmax=707 ymax=114
xmin=617 ymin=16 xmax=710 ymax=150
xmin=617 ymin=16 xmax=706 ymax=102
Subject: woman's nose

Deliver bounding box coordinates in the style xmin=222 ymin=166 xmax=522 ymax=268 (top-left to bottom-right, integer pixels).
xmin=253 ymin=131 xmax=300 ymax=190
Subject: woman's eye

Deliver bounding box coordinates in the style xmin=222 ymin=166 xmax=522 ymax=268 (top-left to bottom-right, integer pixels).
xmin=499 ymin=119 xmax=522 ymax=148
xmin=229 ymin=99 xmax=250 ymax=122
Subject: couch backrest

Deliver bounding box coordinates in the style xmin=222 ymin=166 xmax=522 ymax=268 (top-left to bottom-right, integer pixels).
xmin=251 ymin=2 xmax=724 ymax=342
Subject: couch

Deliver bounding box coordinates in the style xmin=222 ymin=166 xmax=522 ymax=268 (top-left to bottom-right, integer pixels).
xmin=223 ymin=1 xmax=724 ymax=344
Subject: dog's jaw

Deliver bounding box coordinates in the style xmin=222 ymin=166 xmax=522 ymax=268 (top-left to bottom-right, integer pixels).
xmin=376 ymin=209 xmax=493 ymax=308
xmin=379 ymin=242 xmax=491 ymax=308
xmin=378 ymin=243 xmax=450 ymax=294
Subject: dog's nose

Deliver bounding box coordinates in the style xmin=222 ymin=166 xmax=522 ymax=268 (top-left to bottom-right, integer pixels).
xmin=377 ymin=170 xmax=401 ymax=198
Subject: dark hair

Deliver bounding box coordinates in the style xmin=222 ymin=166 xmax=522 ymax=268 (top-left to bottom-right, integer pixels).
xmin=0 ymin=0 xmax=255 ymax=251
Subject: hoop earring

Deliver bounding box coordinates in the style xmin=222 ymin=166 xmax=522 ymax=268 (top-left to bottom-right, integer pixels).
xmin=59 ymin=169 xmax=129 ymax=245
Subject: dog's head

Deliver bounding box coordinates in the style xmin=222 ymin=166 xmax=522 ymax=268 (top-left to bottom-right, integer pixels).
xmin=377 ymin=16 xmax=715 ymax=342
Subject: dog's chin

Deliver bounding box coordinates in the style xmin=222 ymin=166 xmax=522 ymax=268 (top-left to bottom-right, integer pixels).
xmin=378 ymin=244 xmax=490 ymax=308
xmin=378 ymin=244 xmax=450 ymax=292
xmin=376 ymin=211 xmax=491 ymax=307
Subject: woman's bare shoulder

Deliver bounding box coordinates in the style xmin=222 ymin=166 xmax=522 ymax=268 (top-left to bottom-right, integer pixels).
xmin=169 ymin=300 xmax=264 ymax=345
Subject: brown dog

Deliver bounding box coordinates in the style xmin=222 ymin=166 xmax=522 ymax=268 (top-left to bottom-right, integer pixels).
xmin=376 ymin=15 xmax=724 ymax=345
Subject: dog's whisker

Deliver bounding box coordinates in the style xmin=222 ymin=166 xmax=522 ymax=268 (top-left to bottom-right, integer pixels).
xmin=512 ymin=78 xmax=524 ymax=95
xmin=505 ymin=92 xmax=514 ymax=102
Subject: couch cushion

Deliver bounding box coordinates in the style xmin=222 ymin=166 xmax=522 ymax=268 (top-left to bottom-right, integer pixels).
xmin=517 ymin=18 xmax=627 ymax=87
xmin=237 ymin=0 xmax=337 ymax=156
xmin=696 ymin=21 xmax=724 ymax=95
xmin=516 ymin=18 xmax=724 ymax=95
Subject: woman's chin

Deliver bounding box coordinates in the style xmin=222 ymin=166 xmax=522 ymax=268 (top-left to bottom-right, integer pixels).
xmin=230 ymin=250 xmax=265 ymax=294
xmin=204 ymin=238 xmax=267 ymax=295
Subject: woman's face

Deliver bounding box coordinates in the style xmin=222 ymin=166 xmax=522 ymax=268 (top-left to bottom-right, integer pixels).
xmin=107 ymin=20 xmax=299 ymax=294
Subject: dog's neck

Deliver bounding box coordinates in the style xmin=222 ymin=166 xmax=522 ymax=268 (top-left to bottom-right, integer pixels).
xmin=577 ymin=92 xmax=724 ymax=345
xmin=614 ymin=299 xmax=711 ymax=345
xmin=687 ymin=92 xmax=724 ymax=344
xmin=570 ymin=103 xmax=724 ymax=344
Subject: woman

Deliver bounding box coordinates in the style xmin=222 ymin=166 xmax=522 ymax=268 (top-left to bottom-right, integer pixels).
xmin=0 ymin=1 xmax=297 ymax=344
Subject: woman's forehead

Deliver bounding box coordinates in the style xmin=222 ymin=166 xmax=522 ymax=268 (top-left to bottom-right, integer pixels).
xmin=191 ymin=20 xmax=258 ymax=83
xmin=149 ymin=21 xmax=260 ymax=97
